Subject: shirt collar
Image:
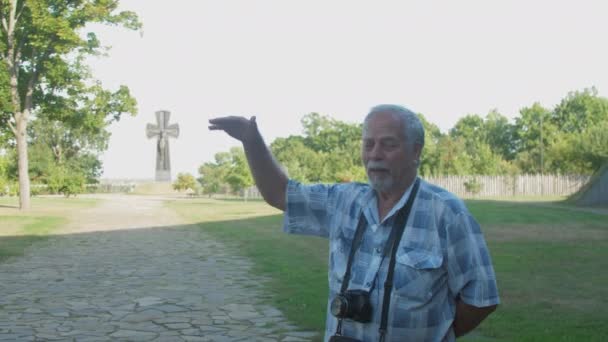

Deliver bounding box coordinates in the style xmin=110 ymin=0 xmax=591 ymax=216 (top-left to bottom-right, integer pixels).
xmin=360 ymin=177 xmax=419 ymax=231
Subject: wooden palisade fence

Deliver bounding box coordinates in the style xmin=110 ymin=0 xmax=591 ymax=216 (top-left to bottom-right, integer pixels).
xmin=241 ymin=174 xmax=591 ymax=199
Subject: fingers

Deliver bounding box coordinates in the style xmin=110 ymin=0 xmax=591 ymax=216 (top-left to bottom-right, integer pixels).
xmin=208 ymin=116 xmax=233 ymax=125
xmin=208 ymin=116 xmax=233 ymax=131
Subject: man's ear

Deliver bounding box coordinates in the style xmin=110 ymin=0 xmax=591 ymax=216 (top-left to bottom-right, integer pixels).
xmin=413 ymin=143 xmax=423 ymax=161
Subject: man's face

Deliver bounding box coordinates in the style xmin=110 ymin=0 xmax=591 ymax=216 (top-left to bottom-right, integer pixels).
xmin=361 ymin=111 xmax=419 ymax=194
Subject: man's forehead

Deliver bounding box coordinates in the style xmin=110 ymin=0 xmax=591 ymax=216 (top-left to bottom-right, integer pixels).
xmin=363 ymin=118 xmax=404 ymax=139
xmin=362 ymin=132 xmax=401 ymax=140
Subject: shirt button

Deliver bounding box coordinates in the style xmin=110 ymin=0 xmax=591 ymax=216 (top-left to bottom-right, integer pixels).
xmin=366 ymin=282 xmax=372 ymax=287
xmin=375 ymin=247 xmax=382 ymax=254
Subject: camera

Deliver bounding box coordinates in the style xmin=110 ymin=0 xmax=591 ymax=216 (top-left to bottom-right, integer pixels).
xmin=330 ymin=290 xmax=372 ymax=323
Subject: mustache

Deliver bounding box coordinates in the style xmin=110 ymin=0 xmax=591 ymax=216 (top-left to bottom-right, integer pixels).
xmin=366 ymin=161 xmax=389 ymax=171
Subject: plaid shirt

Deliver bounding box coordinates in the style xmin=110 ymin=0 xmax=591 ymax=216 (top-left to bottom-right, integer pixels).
xmin=283 ymin=177 xmax=499 ymax=342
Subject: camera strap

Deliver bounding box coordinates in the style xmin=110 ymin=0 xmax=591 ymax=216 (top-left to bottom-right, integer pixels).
xmin=335 ymin=207 xmax=369 ymax=336
xmin=378 ymin=178 xmax=420 ymax=342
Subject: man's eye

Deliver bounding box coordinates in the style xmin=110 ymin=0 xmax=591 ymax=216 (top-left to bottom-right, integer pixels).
xmin=382 ymin=142 xmax=398 ymax=149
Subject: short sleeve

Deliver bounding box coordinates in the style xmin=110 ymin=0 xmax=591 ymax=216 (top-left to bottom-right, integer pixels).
xmin=282 ymin=179 xmax=338 ymax=238
xmin=446 ymin=212 xmax=500 ymax=307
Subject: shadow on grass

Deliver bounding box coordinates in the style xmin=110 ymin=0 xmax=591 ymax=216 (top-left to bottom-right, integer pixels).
xmin=0 ymin=235 xmax=49 ymax=262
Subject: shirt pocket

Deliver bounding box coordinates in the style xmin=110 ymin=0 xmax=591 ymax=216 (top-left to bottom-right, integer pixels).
xmin=393 ymin=247 xmax=445 ymax=308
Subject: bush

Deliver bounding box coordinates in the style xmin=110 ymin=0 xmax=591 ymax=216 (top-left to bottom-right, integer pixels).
xmin=464 ymin=178 xmax=482 ymax=195
xmin=46 ymin=166 xmax=85 ymax=197
xmin=0 ymin=177 xmax=8 ymax=196
xmin=173 ymin=173 xmax=197 ymax=192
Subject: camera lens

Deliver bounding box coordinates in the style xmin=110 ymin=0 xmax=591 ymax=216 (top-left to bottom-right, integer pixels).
xmin=330 ymin=295 xmax=348 ymax=317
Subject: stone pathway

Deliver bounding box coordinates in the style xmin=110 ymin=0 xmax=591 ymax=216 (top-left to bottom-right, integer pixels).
xmin=0 ymin=195 xmax=318 ymax=341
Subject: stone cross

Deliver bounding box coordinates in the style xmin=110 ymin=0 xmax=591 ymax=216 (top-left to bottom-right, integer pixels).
xmin=146 ymin=110 xmax=179 ymax=182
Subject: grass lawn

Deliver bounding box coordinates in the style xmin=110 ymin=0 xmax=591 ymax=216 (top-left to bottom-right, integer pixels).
xmin=0 ymin=196 xmax=98 ymax=262
xmin=167 ymin=197 xmax=608 ymax=341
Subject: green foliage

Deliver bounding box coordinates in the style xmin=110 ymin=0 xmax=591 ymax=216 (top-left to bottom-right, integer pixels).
xmin=225 ymin=147 xmax=254 ymax=193
xmin=448 ymin=110 xmax=517 ymax=175
xmin=0 ymin=177 xmax=9 ymax=196
xmin=45 ymin=164 xmax=85 ymax=197
xmin=0 ymin=151 xmax=16 ymax=196
xmin=434 ymin=136 xmax=474 ymax=175
xmin=417 ymin=113 xmax=444 ymax=176
xmin=198 ymin=147 xmax=253 ymax=195
xmin=274 ymin=112 xmax=364 ymax=183
xmin=513 ymin=103 xmax=555 ymax=173
xmin=28 ymin=117 xmax=104 ymax=183
xmin=463 ymin=178 xmax=482 ymax=195
xmin=172 ymin=172 xmax=196 ymax=192
xmin=545 ymin=88 xmax=608 ymax=173
xmin=200 ymin=87 xmax=607 ymax=192
xmin=0 ymin=0 xmax=140 ymax=204
xmin=553 ymin=87 xmax=608 ymax=134
xmin=0 ymin=67 xmax=11 ymax=147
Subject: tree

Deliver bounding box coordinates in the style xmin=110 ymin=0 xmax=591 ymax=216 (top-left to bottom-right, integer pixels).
xmin=196 ymin=148 xmax=253 ymax=195
xmin=225 ymin=147 xmax=253 ymax=193
xmin=45 ymin=163 xmax=85 ymax=197
xmin=28 ymin=117 xmax=104 ymax=184
xmin=449 ymin=114 xmax=505 ymax=175
xmin=547 ymin=88 xmax=608 ymax=173
xmin=0 ymin=0 xmax=140 ymax=210
xmin=198 ymin=162 xmax=225 ymax=196
xmin=417 ymin=113 xmax=444 ymax=176
xmin=271 ymin=136 xmax=322 ymax=182
xmin=553 ymin=87 xmax=608 ymax=134
xmin=435 ymin=136 xmax=474 ymax=175
xmin=484 ymin=109 xmax=516 ymax=160
xmin=173 ymin=172 xmax=196 ymax=192
xmin=513 ymin=103 xmax=555 ymax=173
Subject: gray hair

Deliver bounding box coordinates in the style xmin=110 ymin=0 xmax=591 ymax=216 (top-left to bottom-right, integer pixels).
xmin=364 ymin=104 xmax=425 ymax=148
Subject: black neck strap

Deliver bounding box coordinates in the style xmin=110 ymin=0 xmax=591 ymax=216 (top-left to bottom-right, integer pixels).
xmin=339 ymin=214 xmax=368 ymax=295
xmin=378 ymin=178 xmax=420 ymax=341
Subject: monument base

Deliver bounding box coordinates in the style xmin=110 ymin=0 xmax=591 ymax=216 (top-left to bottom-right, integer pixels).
xmin=155 ymin=170 xmax=172 ymax=182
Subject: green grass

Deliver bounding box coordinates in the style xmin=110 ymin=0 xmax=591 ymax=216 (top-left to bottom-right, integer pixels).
xmin=0 ymin=196 xmax=98 ymax=263
xmin=167 ymin=198 xmax=608 ymax=341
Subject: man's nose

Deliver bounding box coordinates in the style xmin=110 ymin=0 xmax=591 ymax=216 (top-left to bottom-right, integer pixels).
xmin=366 ymin=144 xmax=384 ymax=160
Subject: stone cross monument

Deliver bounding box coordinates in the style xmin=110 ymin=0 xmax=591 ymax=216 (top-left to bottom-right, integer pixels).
xmin=146 ymin=110 xmax=179 ymax=182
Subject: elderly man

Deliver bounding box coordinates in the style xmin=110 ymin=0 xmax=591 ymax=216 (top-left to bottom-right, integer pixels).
xmin=209 ymin=104 xmax=499 ymax=341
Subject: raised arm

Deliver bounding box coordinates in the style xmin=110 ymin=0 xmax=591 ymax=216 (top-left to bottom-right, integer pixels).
xmin=209 ymin=116 xmax=288 ymax=210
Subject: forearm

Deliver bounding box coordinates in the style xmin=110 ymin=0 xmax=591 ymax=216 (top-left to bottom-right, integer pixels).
xmin=242 ymin=129 xmax=288 ymax=211
xmin=453 ymin=300 xmax=497 ymax=337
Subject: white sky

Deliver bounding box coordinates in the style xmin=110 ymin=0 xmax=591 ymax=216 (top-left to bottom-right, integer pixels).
xmin=90 ymin=0 xmax=608 ymax=180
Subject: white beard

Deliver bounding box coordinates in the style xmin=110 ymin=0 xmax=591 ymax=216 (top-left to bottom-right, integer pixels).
xmin=368 ymin=173 xmax=395 ymax=193
xmin=366 ymin=160 xmax=394 ymax=192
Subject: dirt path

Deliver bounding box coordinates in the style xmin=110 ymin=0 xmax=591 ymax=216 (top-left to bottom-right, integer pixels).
xmin=0 ymin=194 xmax=316 ymax=341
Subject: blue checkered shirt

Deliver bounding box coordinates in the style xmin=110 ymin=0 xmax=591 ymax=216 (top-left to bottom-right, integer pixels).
xmin=283 ymin=177 xmax=500 ymax=342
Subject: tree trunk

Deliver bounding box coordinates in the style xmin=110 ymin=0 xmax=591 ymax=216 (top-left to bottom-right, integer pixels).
xmin=5 ymin=0 xmax=30 ymax=210
xmin=15 ymin=115 xmax=30 ymax=210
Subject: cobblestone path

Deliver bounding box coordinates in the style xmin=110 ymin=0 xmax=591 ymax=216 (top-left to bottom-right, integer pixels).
xmin=0 ymin=195 xmax=318 ymax=341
